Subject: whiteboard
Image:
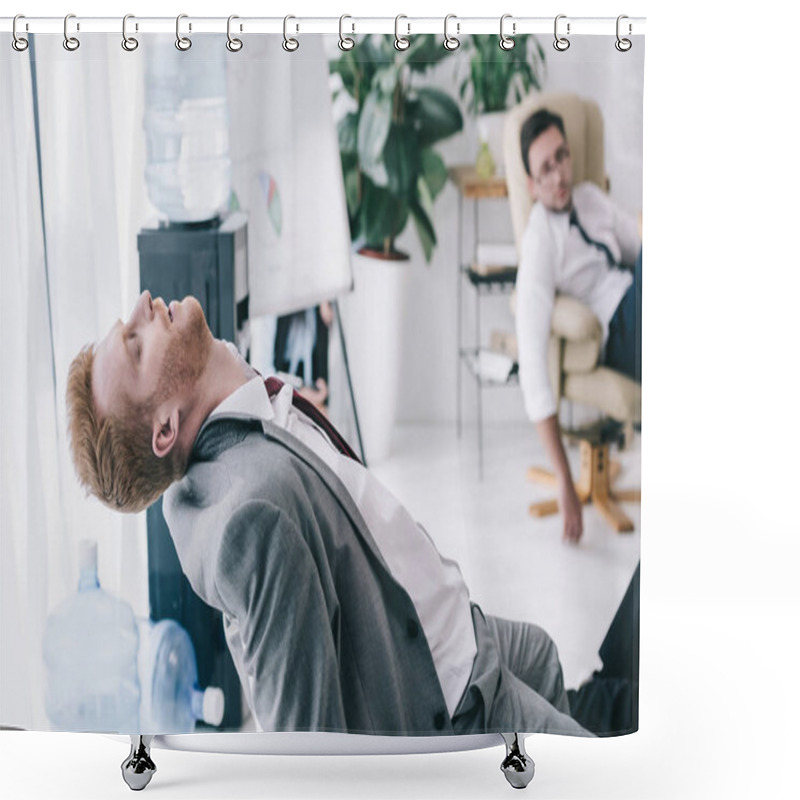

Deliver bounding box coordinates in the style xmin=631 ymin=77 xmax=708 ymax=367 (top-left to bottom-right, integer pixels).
xmin=226 ymin=36 xmax=353 ymax=317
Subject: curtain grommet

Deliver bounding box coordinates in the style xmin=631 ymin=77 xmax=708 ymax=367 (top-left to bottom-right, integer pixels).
xmin=121 ymin=14 xmax=139 ymax=52
xmin=615 ymin=15 xmax=632 ymax=52
xmin=394 ymin=15 xmax=410 ymax=51
xmin=499 ymin=14 xmax=515 ymax=51
xmin=63 ymin=13 xmax=80 ymax=51
xmin=283 ymin=15 xmax=299 ymax=52
xmin=175 ymin=14 xmax=192 ymax=51
xmin=12 ymin=14 xmax=29 ymax=52
xmin=554 ymin=14 xmax=571 ymax=51
xmin=444 ymin=14 xmax=460 ymax=51
xmin=338 ymin=14 xmax=355 ymax=51
xmin=226 ymin=15 xmax=243 ymax=52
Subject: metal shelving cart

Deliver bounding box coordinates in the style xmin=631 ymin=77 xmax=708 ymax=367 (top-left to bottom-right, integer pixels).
xmin=450 ymin=166 xmax=520 ymax=479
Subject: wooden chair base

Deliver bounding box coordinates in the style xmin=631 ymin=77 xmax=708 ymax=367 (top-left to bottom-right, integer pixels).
xmin=527 ymin=438 xmax=640 ymax=533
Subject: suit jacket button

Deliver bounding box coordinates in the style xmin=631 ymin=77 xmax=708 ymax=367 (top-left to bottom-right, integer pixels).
xmin=406 ymin=619 xmax=419 ymax=639
xmin=434 ymin=711 xmax=446 ymax=730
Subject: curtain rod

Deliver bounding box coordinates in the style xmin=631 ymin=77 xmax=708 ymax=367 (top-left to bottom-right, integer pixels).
xmin=1 ymin=16 xmax=646 ymax=37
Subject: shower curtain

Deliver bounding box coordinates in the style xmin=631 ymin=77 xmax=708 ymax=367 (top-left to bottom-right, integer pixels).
xmin=1 ymin=24 xmax=643 ymax=741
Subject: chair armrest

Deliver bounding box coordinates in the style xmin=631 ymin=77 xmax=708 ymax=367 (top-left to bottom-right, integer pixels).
xmin=551 ymin=295 xmax=602 ymax=342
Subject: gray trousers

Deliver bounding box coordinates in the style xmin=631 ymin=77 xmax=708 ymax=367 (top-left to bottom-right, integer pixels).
xmin=451 ymin=605 xmax=591 ymax=736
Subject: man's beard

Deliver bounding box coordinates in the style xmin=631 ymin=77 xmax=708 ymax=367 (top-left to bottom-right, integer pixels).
xmin=153 ymin=299 xmax=214 ymax=407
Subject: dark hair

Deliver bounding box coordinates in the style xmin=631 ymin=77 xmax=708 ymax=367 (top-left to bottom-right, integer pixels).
xmin=520 ymin=109 xmax=567 ymax=176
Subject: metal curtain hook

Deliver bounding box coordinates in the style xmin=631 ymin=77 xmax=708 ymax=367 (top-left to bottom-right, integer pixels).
xmin=63 ymin=13 xmax=80 ymax=51
xmin=339 ymin=14 xmax=355 ymax=51
xmin=554 ymin=14 xmax=571 ymax=51
xmin=176 ymin=14 xmax=192 ymax=50
xmin=122 ymin=14 xmax=139 ymax=52
xmin=12 ymin=14 xmax=29 ymax=52
xmin=444 ymin=14 xmax=460 ymax=51
xmin=615 ymin=15 xmax=632 ymax=52
xmin=394 ymin=15 xmax=410 ymax=51
xmin=499 ymin=14 xmax=515 ymax=51
xmin=283 ymin=15 xmax=299 ymax=52
xmin=227 ymin=15 xmax=243 ymax=51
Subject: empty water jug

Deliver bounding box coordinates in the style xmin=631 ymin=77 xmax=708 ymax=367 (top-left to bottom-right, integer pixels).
xmin=143 ymin=34 xmax=231 ymax=222
xmin=42 ymin=539 xmax=140 ymax=733
xmin=137 ymin=618 xmax=224 ymax=733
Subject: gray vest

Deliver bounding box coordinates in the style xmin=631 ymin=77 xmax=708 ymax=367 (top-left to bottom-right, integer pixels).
xmin=163 ymin=417 xmax=453 ymax=734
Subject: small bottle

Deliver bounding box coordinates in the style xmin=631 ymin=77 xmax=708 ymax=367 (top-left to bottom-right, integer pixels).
xmin=42 ymin=540 xmax=140 ymax=733
xmin=475 ymin=140 xmax=496 ymax=180
xmin=137 ymin=618 xmax=225 ymax=733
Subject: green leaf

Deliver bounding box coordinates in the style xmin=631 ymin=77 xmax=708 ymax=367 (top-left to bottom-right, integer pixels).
xmin=368 ymin=34 xmax=397 ymax=65
xmin=357 ymin=88 xmax=393 ymax=187
xmin=342 ymin=164 xmax=360 ymax=223
xmin=420 ymin=148 xmax=448 ymax=201
xmin=409 ymin=87 xmax=463 ymax=147
xmin=373 ymin=65 xmax=398 ymax=96
xmin=329 ymin=51 xmax=359 ymax=100
xmin=338 ymin=113 xmax=359 ymax=154
xmin=383 ymin=124 xmax=419 ymax=197
xmin=404 ymin=34 xmax=455 ymax=72
xmin=360 ymin=178 xmax=409 ymax=252
xmin=410 ymin=178 xmax=436 ymax=262
xmin=461 ymin=33 xmax=547 ymax=113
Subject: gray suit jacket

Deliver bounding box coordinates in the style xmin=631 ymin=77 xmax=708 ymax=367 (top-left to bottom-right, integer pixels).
xmin=163 ymin=417 xmax=455 ymax=735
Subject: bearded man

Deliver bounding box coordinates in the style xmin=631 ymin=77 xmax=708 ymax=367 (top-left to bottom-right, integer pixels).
xmin=66 ymin=290 xmax=637 ymax=736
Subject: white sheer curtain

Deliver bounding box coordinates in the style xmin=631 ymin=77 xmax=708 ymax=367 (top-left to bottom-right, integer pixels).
xmin=1 ymin=36 xmax=149 ymax=730
xmin=2 ymin=32 xmax=352 ymax=731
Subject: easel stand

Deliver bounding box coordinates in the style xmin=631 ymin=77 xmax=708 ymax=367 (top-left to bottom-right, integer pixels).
xmin=332 ymin=299 xmax=367 ymax=467
xmin=527 ymin=421 xmax=640 ymax=533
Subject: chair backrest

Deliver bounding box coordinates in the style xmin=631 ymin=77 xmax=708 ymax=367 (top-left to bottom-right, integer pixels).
xmin=503 ymin=92 xmax=606 ymax=253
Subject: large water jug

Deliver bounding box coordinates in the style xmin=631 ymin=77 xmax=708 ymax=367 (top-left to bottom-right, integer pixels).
xmin=41 ymin=540 xmax=140 ymax=733
xmin=143 ymin=35 xmax=231 ymax=222
xmin=137 ymin=618 xmax=225 ymax=733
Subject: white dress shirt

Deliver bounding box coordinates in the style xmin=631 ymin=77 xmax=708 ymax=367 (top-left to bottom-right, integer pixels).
xmin=201 ymin=366 xmax=477 ymax=719
xmin=515 ymin=182 xmax=641 ymax=422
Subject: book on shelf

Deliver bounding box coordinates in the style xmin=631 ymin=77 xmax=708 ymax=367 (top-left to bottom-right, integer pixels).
xmin=469 ymin=348 xmax=516 ymax=383
xmin=472 ymin=242 xmax=518 ymax=276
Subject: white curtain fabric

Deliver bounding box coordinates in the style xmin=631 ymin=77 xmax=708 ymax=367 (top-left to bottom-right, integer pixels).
xmin=1 ymin=33 xmax=353 ymax=731
xmin=0 ymin=36 xmax=149 ymax=730
xmin=1 ymin=46 xmax=56 ymax=731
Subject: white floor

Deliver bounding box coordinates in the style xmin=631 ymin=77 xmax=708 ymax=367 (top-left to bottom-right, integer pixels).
xmin=369 ymin=421 xmax=641 ymax=691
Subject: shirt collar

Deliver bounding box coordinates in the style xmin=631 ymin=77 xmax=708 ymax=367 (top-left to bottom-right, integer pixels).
xmin=200 ymin=376 xmax=275 ymax=437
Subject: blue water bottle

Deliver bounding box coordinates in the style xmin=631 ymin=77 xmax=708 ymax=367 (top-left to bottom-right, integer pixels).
xmin=137 ymin=618 xmax=225 ymax=733
xmin=42 ymin=539 xmax=140 ymax=733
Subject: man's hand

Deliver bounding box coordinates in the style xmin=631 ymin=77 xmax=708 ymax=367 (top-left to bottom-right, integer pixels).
xmin=558 ymin=478 xmax=584 ymax=543
xmin=536 ymin=414 xmax=584 ymax=544
xmin=297 ymin=378 xmax=329 ymax=416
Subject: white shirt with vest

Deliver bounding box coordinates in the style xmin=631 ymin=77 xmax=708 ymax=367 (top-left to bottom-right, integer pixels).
xmin=200 ymin=349 xmax=477 ymax=720
xmin=515 ymin=181 xmax=641 ymax=423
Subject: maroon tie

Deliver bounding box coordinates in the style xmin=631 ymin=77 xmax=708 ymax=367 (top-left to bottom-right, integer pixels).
xmin=263 ymin=376 xmax=362 ymax=464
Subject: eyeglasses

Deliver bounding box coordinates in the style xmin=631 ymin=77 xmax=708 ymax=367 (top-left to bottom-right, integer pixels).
xmin=532 ymin=145 xmax=571 ymax=184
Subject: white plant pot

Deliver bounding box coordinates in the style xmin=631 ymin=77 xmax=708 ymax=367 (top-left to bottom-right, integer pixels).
xmin=477 ymin=111 xmax=508 ymax=176
xmin=338 ymin=250 xmax=408 ymax=465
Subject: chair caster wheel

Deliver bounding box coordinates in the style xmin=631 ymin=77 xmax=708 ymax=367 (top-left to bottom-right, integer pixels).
xmin=121 ymin=735 xmax=156 ymax=791
xmin=500 ymin=733 xmax=535 ymax=789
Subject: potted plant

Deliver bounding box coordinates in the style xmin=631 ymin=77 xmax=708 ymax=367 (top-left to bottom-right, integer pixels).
xmin=459 ymin=34 xmax=546 ymax=176
xmin=331 ymin=34 xmax=464 ymax=262
xmin=329 ymin=35 xmax=463 ymax=462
